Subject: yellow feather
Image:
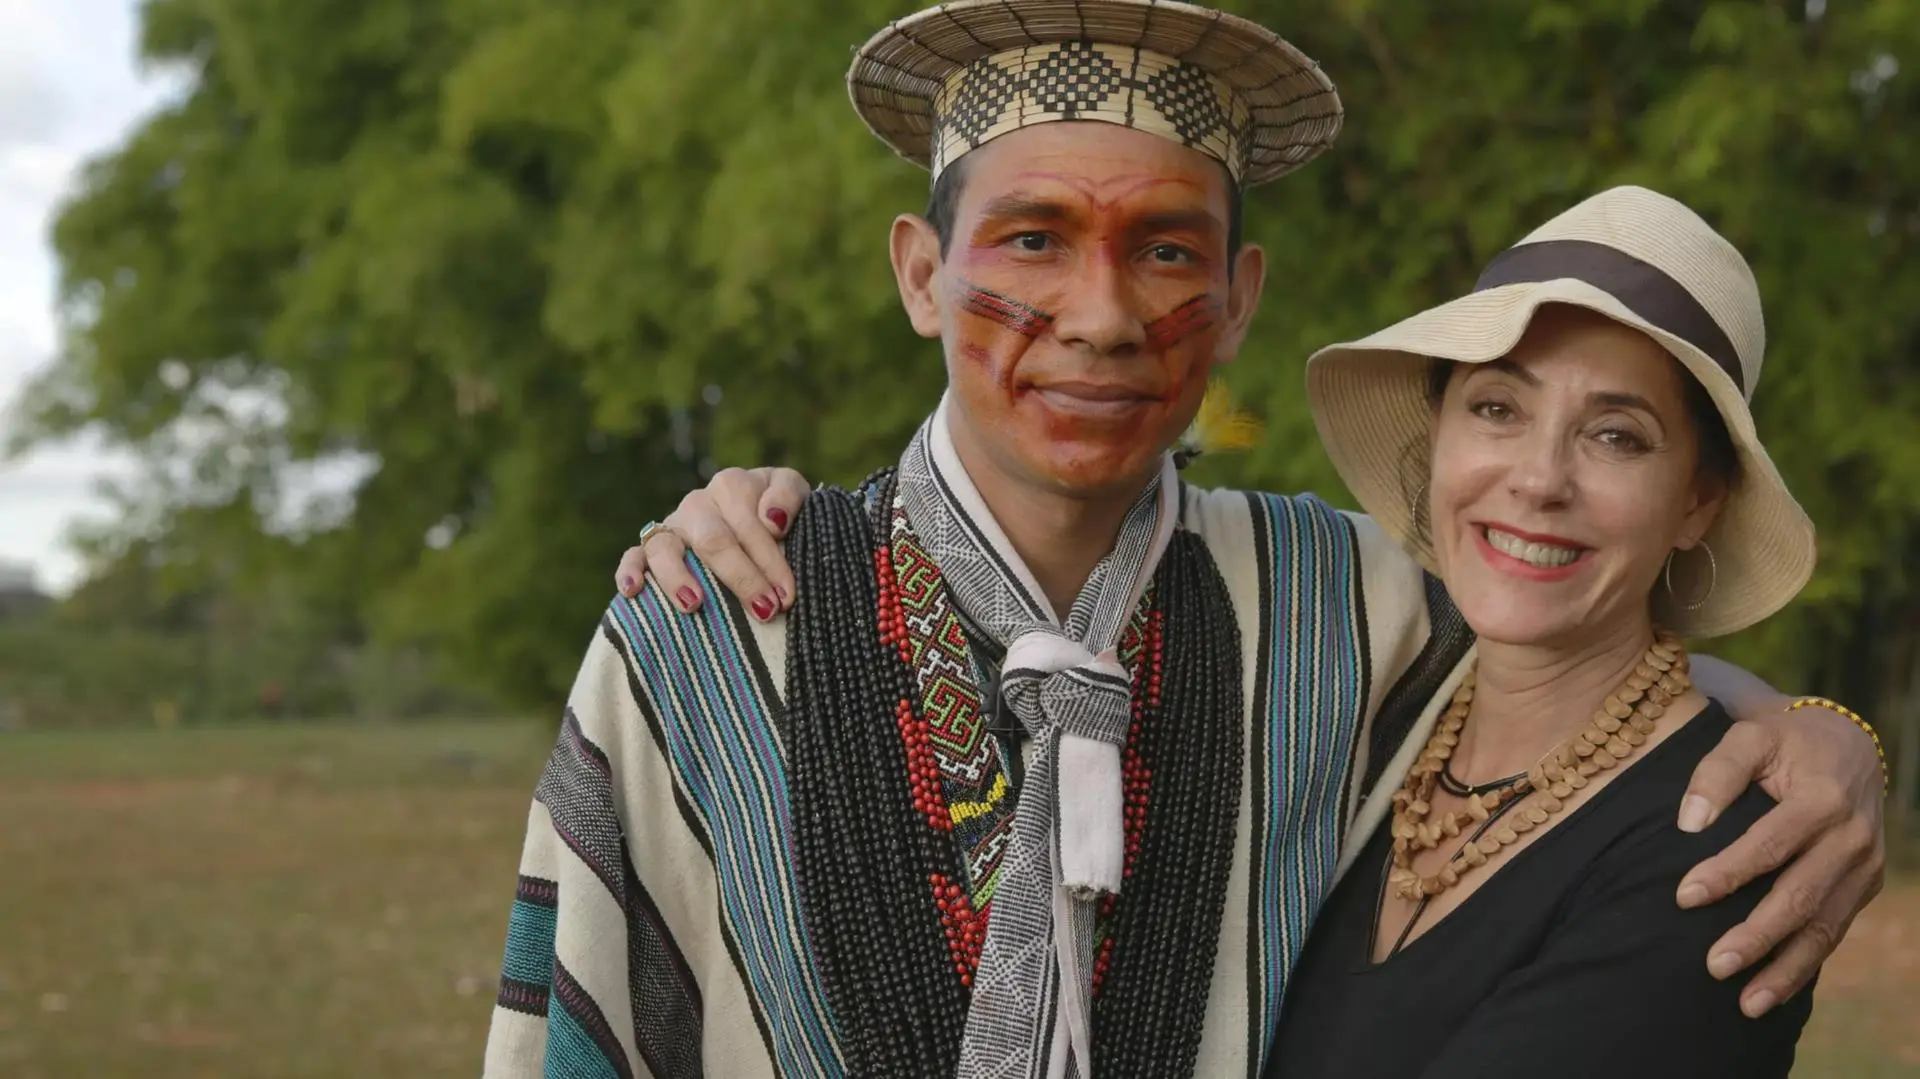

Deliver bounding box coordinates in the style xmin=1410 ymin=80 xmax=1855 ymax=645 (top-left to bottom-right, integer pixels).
xmin=1180 ymin=379 xmax=1264 ymax=459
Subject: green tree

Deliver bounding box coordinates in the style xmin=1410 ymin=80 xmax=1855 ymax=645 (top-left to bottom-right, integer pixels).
xmin=13 ymin=0 xmax=1920 ymax=821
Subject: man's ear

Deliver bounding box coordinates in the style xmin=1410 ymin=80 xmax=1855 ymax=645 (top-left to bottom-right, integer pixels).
xmin=891 ymin=215 xmax=945 ymax=339
xmin=1213 ymin=242 xmax=1267 ymax=364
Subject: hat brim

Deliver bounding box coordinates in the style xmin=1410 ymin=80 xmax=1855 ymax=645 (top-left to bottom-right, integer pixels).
xmin=847 ymin=0 xmax=1342 ymax=186
xmin=1306 ymin=279 xmax=1817 ymax=639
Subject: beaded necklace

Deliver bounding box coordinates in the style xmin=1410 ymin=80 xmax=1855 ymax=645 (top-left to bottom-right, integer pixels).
xmin=876 ymin=494 xmax=1163 ymax=987
xmin=781 ymin=472 xmax=1245 ymax=1078
xmin=1388 ymin=632 xmax=1691 ymax=905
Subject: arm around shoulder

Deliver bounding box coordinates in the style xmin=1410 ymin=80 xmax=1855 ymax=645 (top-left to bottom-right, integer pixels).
xmin=1416 ymin=788 xmax=1814 ymax=1079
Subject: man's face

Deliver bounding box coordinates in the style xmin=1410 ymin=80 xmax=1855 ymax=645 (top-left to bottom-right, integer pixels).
xmin=892 ymin=123 xmax=1264 ymax=499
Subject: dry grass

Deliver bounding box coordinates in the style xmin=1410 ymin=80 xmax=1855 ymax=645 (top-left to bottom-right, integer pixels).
xmin=0 ymin=722 xmax=549 ymax=1079
xmin=0 ymin=722 xmax=1912 ymax=1077
xmin=1797 ymin=862 xmax=1920 ymax=1078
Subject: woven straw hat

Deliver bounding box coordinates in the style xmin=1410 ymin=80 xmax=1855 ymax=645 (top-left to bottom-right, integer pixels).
xmin=1306 ymin=186 xmax=1816 ymax=638
xmin=847 ymin=0 xmax=1341 ymax=187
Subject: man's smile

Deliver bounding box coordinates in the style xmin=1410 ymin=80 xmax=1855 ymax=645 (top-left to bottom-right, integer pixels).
xmin=1027 ymin=379 xmax=1163 ymax=417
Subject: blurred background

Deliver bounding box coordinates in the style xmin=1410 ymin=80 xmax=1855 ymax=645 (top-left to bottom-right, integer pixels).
xmin=0 ymin=0 xmax=1915 ymax=1075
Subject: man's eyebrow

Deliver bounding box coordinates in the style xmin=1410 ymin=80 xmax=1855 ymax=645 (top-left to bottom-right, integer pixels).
xmin=974 ymin=198 xmax=1223 ymax=238
xmin=1134 ymin=208 xmax=1223 ymax=236
xmin=975 ymin=196 xmax=1075 ymax=223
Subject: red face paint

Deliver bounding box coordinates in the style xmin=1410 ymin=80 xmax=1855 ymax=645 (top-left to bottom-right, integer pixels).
xmin=1143 ymin=293 xmax=1225 ymax=352
xmin=935 ymin=129 xmax=1237 ymax=496
xmin=958 ymin=281 xmax=1057 ymax=339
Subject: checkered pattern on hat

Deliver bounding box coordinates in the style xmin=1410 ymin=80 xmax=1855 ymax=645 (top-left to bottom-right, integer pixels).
xmin=929 ymin=42 xmax=1252 ymax=182
xmin=848 ymin=0 xmax=1341 ymax=187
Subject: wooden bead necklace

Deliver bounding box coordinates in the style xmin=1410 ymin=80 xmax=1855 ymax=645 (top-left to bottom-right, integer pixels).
xmin=1388 ymin=631 xmax=1691 ymax=902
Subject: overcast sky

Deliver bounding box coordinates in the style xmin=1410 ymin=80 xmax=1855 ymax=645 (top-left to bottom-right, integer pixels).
xmin=0 ymin=0 xmax=178 ymax=594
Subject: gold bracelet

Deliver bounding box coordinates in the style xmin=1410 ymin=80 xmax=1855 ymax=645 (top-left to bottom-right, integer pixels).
xmin=1785 ymin=697 xmax=1889 ymax=796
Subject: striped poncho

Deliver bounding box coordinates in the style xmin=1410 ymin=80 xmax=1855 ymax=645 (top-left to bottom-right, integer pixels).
xmin=482 ymin=483 xmax=1468 ymax=1078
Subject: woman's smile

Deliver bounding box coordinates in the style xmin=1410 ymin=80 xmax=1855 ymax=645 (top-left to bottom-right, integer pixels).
xmin=1472 ymin=522 xmax=1594 ymax=581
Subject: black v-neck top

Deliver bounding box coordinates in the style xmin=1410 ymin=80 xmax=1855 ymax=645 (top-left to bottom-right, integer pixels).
xmin=1266 ymin=701 xmax=1814 ymax=1079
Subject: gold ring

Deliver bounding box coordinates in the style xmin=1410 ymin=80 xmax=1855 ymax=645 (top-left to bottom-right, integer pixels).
xmin=637 ymin=521 xmax=679 ymax=547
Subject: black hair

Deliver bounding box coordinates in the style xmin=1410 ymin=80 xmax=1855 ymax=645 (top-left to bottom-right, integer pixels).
xmin=1679 ymin=375 xmax=1743 ymax=494
xmin=923 ymin=153 xmax=1247 ymax=268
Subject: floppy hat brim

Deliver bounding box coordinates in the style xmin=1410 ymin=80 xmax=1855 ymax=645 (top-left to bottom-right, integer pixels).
xmin=1307 ymin=279 xmax=1816 ymax=639
xmin=847 ymin=0 xmax=1342 ymax=185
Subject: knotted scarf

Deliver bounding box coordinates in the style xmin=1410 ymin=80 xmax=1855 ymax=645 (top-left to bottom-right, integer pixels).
xmin=896 ymin=397 xmax=1178 ymax=1079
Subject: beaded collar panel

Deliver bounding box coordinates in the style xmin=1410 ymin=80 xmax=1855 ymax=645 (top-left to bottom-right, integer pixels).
xmin=780 ymin=471 xmax=1245 ymax=1077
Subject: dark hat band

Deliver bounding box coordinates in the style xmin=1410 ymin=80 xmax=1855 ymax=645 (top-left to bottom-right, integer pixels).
xmin=1473 ymin=239 xmax=1745 ymax=393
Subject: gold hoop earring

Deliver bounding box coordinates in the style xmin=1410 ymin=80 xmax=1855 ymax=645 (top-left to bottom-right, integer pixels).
xmin=1664 ymin=540 xmax=1717 ymax=611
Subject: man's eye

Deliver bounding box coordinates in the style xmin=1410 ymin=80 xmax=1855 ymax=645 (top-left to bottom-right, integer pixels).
xmin=1148 ymin=243 xmax=1194 ymax=264
xmin=1012 ymin=233 xmax=1051 ymax=252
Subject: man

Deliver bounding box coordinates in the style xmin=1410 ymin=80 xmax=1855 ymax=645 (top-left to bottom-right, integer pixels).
xmin=488 ymin=3 xmax=1885 ymax=1077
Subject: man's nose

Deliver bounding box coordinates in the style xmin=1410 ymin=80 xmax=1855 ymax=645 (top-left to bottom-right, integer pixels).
xmin=1049 ymin=256 xmax=1147 ymax=356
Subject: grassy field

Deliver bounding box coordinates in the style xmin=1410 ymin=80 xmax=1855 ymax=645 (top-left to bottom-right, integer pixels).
xmin=0 ymin=721 xmax=1914 ymax=1077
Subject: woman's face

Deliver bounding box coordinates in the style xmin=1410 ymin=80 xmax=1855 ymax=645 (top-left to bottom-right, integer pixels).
xmin=1428 ymin=305 xmax=1727 ymax=650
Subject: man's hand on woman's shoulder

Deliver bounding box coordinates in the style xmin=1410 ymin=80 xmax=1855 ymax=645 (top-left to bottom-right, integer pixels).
xmin=1676 ymin=660 xmax=1886 ymax=1019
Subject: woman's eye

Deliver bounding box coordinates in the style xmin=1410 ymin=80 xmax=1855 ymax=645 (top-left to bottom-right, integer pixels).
xmin=1469 ymin=400 xmax=1514 ymax=422
xmin=1597 ymin=428 xmax=1649 ymax=453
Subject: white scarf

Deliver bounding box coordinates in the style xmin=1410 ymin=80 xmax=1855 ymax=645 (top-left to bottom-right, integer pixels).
xmin=896 ymin=396 xmax=1178 ymax=1079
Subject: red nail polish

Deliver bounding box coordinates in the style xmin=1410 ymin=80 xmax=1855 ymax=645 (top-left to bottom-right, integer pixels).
xmin=676 ymin=587 xmax=700 ymax=611
xmin=767 ymin=507 xmax=790 ymax=530
xmin=775 ymin=584 xmax=789 ymax=604
xmin=619 ymin=574 xmax=636 ymax=596
xmin=752 ymin=596 xmax=775 ymax=621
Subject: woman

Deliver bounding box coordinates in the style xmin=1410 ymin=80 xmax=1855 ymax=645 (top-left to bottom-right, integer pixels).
xmin=1262 ymin=184 xmax=1816 ymax=1077
xmin=609 ymin=187 xmax=1824 ymax=1075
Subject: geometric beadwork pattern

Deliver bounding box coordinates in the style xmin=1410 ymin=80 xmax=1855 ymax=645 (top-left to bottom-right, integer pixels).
xmin=932 ymin=43 xmax=1252 ymax=181
xmin=890 ymin=412 xmax=1175 ymax=1079
xmin=887 ymin=499 xmax=1159 ymax=920
xmin=890 ymin=506 xmax=998 ymax=785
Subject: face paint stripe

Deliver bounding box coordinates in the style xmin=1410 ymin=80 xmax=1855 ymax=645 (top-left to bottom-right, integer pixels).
xmin=1144 ymin=293 xmax=1225 ymax=352
xmin=958 ymin=281 xmax=1057 ymax=339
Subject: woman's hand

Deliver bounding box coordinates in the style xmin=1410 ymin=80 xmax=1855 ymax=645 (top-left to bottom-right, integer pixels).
xmin=616 ymin=467 xmax=813 ymax=620
xmin=1678 ymin=655 xmax=1887 ymax=1019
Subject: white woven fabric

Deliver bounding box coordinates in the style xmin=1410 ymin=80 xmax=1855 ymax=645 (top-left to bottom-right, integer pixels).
xmin=897 ymin=396 xmax=1177 ymax=1079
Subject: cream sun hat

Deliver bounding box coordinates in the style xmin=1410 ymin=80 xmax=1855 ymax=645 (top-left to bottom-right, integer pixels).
xmin=1306 ymin=185 xmax=1816 ymax=638
xmin=846 ymin=0 xmax=1342 ymax=188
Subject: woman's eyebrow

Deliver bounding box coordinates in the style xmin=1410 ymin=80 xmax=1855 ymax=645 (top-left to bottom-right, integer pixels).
xmin=1592 ymin=390 xmax=1659 ymax=414
xmin=1464 ymin=358 xmax=1539 ymax=386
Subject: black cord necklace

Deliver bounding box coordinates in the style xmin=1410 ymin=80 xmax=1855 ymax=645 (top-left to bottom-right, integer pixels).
xmin=1435 ymin=759 xmax=1530 ymax=799
xmin=1383 ymin=790 xmax=1531 ymax=958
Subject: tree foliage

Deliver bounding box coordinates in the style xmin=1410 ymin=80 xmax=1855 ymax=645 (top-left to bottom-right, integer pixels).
xmin=16 ymin=0 xmax=1920 ymax=748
